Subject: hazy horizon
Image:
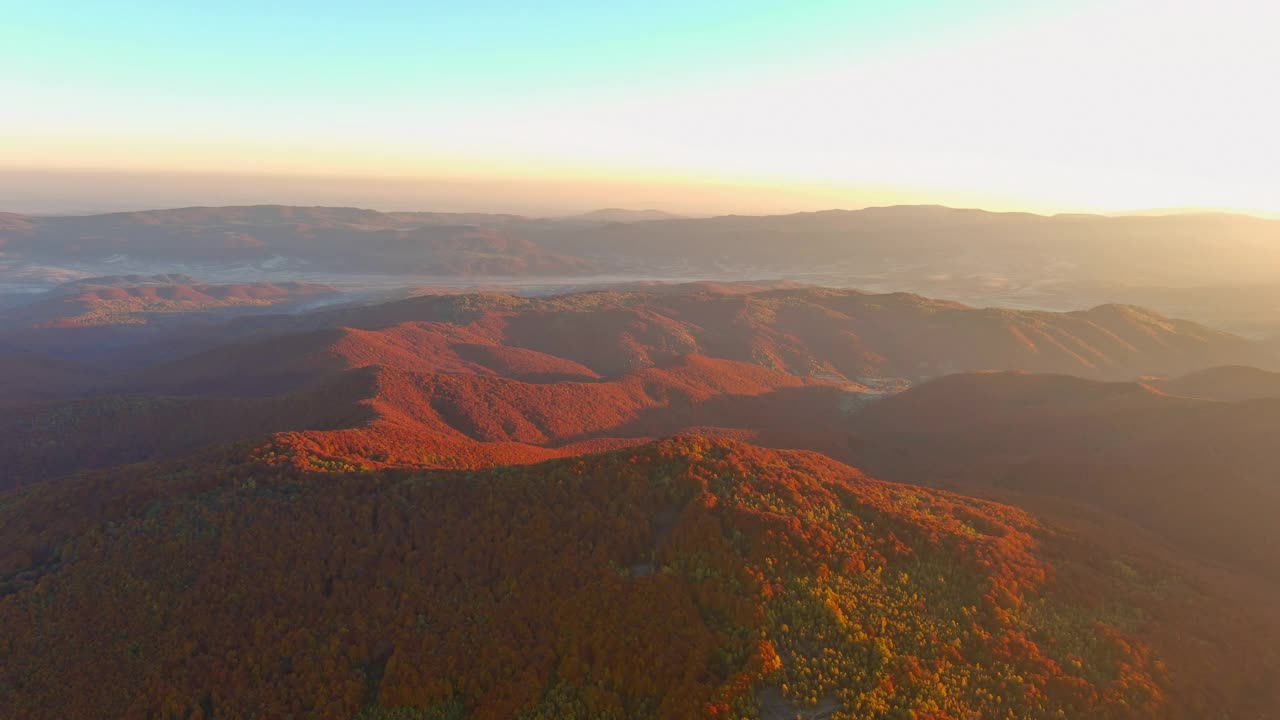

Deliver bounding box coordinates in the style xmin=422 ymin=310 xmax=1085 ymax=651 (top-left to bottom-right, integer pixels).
xmin=4 ymin=167 xmax=1279 ymax=220
xmin=5 ymin=0 xmax=1277 ymax=216
xmin=1 ymin=166 xmax=1003 ymax=217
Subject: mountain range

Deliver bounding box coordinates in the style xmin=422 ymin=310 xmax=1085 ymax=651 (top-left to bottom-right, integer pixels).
xmin=2 ymin=280 xmax=1272 ymax=404
xmin=6 ymin=203 xmax=1280 ymax=342
xmin=0 ymin=204 xmax=1275 ymax=284
xmin=3 ymin=240 xmax=1280 ymax=717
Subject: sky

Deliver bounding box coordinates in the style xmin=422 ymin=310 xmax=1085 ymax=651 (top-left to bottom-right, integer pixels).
xmin=1 ymin=0 xmax=1277 ymax=215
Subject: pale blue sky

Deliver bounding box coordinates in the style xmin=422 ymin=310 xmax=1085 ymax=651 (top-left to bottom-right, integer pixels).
xmin=4 ymin=1 xmax=1023 ymax=100
xmin=2 ymin=0 xmax=1276 ymax=214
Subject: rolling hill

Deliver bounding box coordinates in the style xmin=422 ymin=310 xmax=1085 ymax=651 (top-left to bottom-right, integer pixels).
xmin=538 ymin=205 xmax=1280 ymax=287
xmin=5 ymin=203 xmax=1280 ymax=292
xmin=126 ymin=288 xmax=1277 ymax=399
xmin=9 ymin=204 xmax=1280 ymax=339
xmin=1150 ymin=365 xmax=1280 ymax=401
xmin=0 ymin=206 xmax=598 ymax=276
xmin=4 ymin=437 xmax=1263 ymax=719
xmin=0 ymin=280 xmax=1277 ymax=718
xmin=264 ymin=355 xmax=854 ymax=474
xmin=848 ymin=371 xmax=1280 ymax=580
xmin=0 ymin=275 xmax=339 ymax=329
xmin=3 ymin=284 xmax=1273 ymax=490
xmin=0 ymin=276 xmax=349 ymax=377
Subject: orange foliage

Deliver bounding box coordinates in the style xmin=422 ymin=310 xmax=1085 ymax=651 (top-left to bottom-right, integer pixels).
xmin=0 ymin=437 xmax=1168 ymax=719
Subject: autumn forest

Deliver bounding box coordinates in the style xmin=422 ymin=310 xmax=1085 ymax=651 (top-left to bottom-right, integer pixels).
xmin=1 ymin=267 xmax=1279 ymax=719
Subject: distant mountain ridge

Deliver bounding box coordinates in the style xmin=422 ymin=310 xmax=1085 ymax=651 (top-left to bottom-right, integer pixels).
xmin=537 ymin=204 xmax=1280 ymax=286
xmin=559 ymin=207 xmax=686 ymax=223
xmin=0 ymin=275 xmax=339 ymax=328
xmin=4 ymin=204 xmax=1280 ymax=295
xmin=0 ymin=205 xmax=599 ymax=276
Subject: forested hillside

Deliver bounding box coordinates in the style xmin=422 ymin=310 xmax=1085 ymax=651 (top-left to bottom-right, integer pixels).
xmin=2 ymin=438 xmax=1221 ymax=720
